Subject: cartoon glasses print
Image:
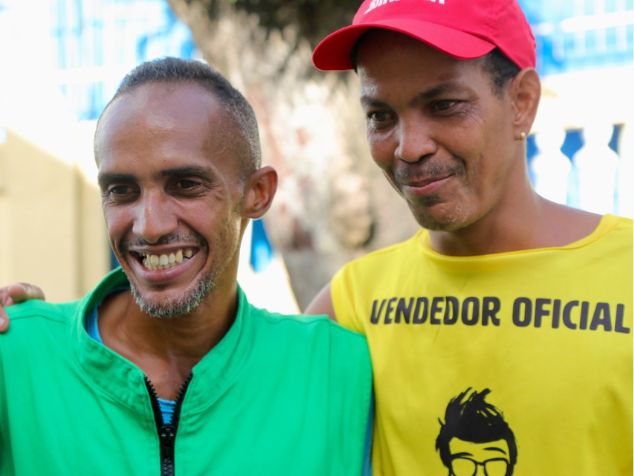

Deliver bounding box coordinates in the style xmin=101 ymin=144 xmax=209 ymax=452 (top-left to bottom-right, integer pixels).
xmin=450 ymin=457 xmax=509 ymax=476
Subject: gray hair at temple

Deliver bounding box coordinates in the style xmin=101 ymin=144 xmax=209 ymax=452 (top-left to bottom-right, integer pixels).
xmin=98 ymin=57 xmax=261 ymax=182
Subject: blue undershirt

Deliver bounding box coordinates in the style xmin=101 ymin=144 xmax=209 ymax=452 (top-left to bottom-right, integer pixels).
xmin=85 ymin=288 xmax=176 ymax=424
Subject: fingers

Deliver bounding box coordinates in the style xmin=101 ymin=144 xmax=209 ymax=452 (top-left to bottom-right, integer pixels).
xmin=0 ymin=286 xmax=15 ymax=332
xmin=0 ymin=307 xmax=9 ymax=332
xmin=9 ymin=283 xmax=46 ymax=303
xmin=0 ymin=286 xmax=17 ymax=307
xmin=0 ymin=283 xmax=46 ymax=333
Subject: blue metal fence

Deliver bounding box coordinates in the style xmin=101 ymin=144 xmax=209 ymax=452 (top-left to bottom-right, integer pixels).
xmin=520 ymin=0 xmax=634 ymax=75
xmin=46 ymin=0 xmax=197 ymax=120
xmin=3 ymin=0 xmax=631 ymax=120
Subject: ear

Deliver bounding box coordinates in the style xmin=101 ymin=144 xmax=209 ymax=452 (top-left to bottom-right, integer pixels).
xmin=509 ymin=68 xmax=541 ymax=140
xmin=241 ymin=166 xmax=278 ymax=220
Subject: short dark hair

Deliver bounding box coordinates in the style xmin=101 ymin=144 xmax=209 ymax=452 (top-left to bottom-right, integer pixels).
xmin=350 ymin=31 xmax=521 ymax=97
xmin=98 ymin=57 xmax=261 ymax=181
xmin=436 ymin=388 xmax=518 ymax=471
xmin=480 ymin=48 xmax=521 ymax=97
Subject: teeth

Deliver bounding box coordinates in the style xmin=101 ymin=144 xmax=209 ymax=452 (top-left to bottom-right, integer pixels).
xmin=140 ymin=248 xmax=194 ymax=271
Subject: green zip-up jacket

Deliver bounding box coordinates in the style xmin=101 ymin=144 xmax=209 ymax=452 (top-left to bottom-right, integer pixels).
xmin=0 ymin=270 xmax=372 ymax=476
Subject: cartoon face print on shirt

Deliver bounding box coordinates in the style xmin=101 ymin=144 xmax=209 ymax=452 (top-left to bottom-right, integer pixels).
xmin=436 ymin=388 xmax=517 ymax=476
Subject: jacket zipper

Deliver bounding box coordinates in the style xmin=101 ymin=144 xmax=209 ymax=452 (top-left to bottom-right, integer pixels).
xmin=145 ymin=374 xmax=193 ymax=476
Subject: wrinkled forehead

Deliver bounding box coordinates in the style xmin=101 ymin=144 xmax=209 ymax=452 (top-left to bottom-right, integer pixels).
xmin=357 ymin=29 xmax=480 ymax=73
xmin=356 ymin=30 xmax=484 ymax=96
xmin=94 ymin=82 xmax=228 ymax=165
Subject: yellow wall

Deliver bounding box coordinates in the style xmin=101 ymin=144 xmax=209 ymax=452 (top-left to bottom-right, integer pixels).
xmin=0 ymin=128 xmax=109 ymax=302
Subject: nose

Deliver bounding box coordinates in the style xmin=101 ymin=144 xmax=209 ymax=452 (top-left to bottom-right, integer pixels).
xmin=393 ymin=116 xmax=437 ymax=163
xmin=131 ymin=191 xmax=177 ymax=244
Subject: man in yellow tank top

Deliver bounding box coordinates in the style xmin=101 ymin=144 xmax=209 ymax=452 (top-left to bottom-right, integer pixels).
xmin=1 ymin=1 xmax=631 ymax=475
xmin=308 ymin=0 xmax=633 ymax=474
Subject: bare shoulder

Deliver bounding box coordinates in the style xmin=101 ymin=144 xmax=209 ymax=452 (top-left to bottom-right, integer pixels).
xmin=304 ymin=282 xmax=337 ymax=322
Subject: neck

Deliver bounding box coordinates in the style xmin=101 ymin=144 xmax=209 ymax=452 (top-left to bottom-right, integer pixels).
xmin=97 ymin=279 xmax=239 ymax=400
xmin=428 ymin=182 xmax=602 ymax=257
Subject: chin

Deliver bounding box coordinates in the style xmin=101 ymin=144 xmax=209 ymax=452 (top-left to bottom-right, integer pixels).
xmin=130 ymin=274 xmax=215 ymax=319
xmin=410 ymin=203 xmax=475 ymax=232
xmin=416 ymin=217 xmax=466 ymax=232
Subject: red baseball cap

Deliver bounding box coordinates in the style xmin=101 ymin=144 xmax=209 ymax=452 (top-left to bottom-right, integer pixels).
xmin=312 ymin=0 xmax=536 ymax=71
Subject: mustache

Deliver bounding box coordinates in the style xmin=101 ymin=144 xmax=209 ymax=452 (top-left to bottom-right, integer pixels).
xmin=394 ymin=161 xmax=464 ymax=183
xmin=122 ymin=232 xmax=206 ymax=251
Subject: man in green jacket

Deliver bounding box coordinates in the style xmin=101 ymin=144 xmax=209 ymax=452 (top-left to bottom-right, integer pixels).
xmin=0 ymin=58 xmax=372 ymax=476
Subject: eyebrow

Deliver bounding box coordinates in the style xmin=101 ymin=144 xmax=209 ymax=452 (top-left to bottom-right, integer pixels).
xmin=360 ymin=81 xmax=467 ymax=109
xmin=98 ymin=173 xmax=135 ymax=188
xmin=484 ymin=446 xmax=508 ymax=455
xmin=159 ymin=166 xmax=212 ymax=179
xmin=410 ymin=82 xmax=465 ymax=105
xmin=359 ymin=96 xmax=390 ymax=110
xmin=451 ymin=452 xmax=473 ymax=458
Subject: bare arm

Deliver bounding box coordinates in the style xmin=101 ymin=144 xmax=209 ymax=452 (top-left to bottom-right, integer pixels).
xmin=304 ymin=282 xmax=337 ymax=322
xmin=0 ymin=283 xmax=46 ymax=332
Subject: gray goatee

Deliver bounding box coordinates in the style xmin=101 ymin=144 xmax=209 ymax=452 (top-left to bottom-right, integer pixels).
xmin=130 ymin=275 xmax=214 ymax=319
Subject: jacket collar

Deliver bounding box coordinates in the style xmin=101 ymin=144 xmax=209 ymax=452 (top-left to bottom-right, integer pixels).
xmin=72 ymin=268 xmax=250 ymax=414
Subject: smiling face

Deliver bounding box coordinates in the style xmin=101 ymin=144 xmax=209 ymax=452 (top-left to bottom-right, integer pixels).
xmin=96 ymin=82 xmax=246 ymax=318
xmin=357 ymin=30 xmax=524 ymax=232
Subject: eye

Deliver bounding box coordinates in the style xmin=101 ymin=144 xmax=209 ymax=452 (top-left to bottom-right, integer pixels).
xmin=105 ymin=185 xmax=137 ymax=202
xmin=108 ymin=185 xmax=134 ymax=196
xmin=432 ymin=100 xmax=459 ymax=112
xmin=171 ymin=178 xmax=205 ymax=196
xmin=367 ymin=110 xmax=395 ymax=127
xmin=174 ymin=179 xmax=199 ymax=190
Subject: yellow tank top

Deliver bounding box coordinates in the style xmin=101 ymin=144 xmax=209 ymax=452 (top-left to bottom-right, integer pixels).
xmin=332 ymin=214 xmax=633 ymax=476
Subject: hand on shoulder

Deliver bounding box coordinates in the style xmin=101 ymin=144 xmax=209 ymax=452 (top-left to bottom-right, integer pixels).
xmin=0 ymin=283 xmax=45 ymax=332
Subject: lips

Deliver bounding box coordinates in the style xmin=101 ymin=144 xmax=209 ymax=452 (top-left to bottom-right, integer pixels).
xmin=400 ymin=173 xmax=453 ymax=196
xmin=402 ymin=174 xmax=449 ymax=188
